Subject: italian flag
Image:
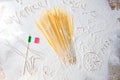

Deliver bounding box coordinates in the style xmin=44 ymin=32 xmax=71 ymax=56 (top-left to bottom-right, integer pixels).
xmin=28 ymin=35 xmax=40 ymax=44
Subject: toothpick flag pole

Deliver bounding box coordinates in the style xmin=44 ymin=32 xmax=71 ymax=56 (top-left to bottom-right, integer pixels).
xmin=23 ymin=35 xmax=31 ymax=74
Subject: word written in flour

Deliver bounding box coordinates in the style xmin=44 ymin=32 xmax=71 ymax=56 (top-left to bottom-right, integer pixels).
xmin=4 ymin=1 xmax=47 ymax=25
xmin=62 ymin=0 xmax=86 ymax=11
xmin=83 ymin=52 xmax=103 ymax=71
xmin=5 ymin=40 xmax=43 ymax=75
xmin=101 ymin=39 xmax=112 ymax=54
xmin=82 ymin=11 xmax=97 ymax=17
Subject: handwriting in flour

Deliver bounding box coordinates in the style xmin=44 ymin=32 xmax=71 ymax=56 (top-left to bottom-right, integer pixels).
xmin=82 ymin=11 xmax=97 ymax=17
xmin=75 ymin=25 xmax=90 ymax=44
xmin=62 ymin=0 xmax=86 ymax=11
xmin=4 ymin=11 xmax=22 ymax=25
xmin=101 ymin=39 xmax=112 ymax=54
xmin=5 ymin=36 xmax=44 ymax=75
xmin=83 ymin=52 xmax=103 ymax=71
xmin=42 ymin=65 xmax=59 ymax=80
xmin=75 ymin=27 xmax=85 ymax=35
xmin=76 ymin=25 xmax=90 ymax=34
xmin=88 ymin=19 xmax=96 ymax=24
xmin=62 ymin=0 xmax=97 ymax=18
xmin=5 ymin=43 xmax=42 ymax=75
xmin=90 ymin=30 xmax=105 ymax=37
xmin=4 ymin=1 xmax=47 ymax=25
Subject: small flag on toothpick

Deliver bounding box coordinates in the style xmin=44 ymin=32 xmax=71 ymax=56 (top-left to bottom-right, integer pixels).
xmin=27 ymin=35 xmax=40 ymax=44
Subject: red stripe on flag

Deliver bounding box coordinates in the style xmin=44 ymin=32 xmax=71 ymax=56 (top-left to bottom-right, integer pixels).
xmin=34 ymin=37 xmax=40 ymax=44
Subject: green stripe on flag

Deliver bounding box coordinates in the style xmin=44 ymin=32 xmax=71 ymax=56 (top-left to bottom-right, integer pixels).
xmin=28 ymin=35 xmax=32 ymax=43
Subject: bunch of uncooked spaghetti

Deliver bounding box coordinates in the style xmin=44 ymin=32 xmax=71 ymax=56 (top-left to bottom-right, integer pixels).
xmin=35 ymin=7 xmax=76 ymax=64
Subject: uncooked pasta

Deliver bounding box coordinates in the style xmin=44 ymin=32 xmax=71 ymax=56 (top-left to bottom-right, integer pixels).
xmin=35 ymin=7 xmax=76 ymax=64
